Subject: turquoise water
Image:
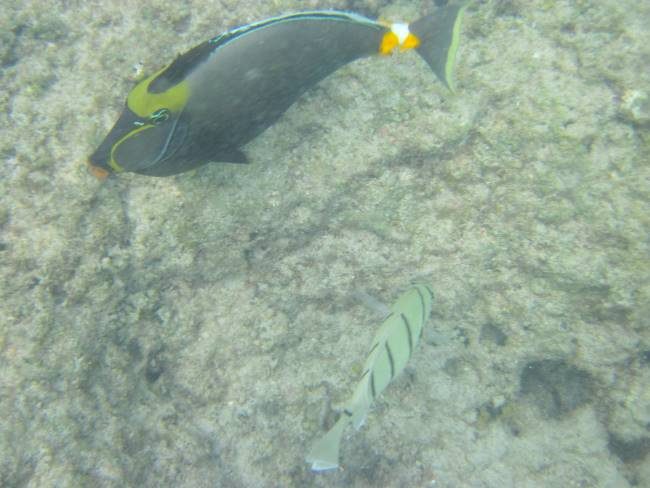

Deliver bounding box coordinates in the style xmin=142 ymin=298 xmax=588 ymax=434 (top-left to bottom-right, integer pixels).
xmin=1 ymin=1 xmax=648 ymax=486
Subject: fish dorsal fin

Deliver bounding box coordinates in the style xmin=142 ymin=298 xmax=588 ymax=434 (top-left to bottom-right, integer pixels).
xmin=149 ymin=41 xmax=214 ymax=93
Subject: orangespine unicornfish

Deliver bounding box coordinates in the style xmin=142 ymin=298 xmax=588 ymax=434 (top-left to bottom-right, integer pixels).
xmin=89 ymin=4 xmax=468 ymax=177
xmin=306 ymin=284 xmax=434 ymax=472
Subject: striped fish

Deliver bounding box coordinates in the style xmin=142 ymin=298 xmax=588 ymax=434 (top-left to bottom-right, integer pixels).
xmin=306 ymin=284 xmax=434 ymax=471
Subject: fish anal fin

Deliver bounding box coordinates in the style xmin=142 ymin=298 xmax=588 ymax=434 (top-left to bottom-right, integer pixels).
xmin=212 ymin=147 xmax=249 ymax=164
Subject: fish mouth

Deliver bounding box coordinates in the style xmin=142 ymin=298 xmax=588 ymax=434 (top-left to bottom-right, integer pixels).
xmin=89 ymin=106 xmax=142 ymax=173
xmin=89 ymin=106 xmax=189 ymax=175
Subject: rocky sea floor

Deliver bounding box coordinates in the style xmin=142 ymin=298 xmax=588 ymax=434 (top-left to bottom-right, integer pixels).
xmin=1 ymin=0 xmax=649 ymax=486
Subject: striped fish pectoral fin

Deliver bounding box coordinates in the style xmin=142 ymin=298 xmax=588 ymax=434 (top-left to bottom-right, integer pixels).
xmin=410 ymin=2 xmax=469 ymax=91
xmin=306 ymin=415 xmax=350 ymax=472
xmin=351 ymin=290 xmax=391 ymax=319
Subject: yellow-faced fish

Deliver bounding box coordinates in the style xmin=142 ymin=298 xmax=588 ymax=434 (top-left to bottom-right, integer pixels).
xmin=306 ymin=284 xmax=434 ymax=471
xmin=89 ymin=4 xmax=468 ymax=177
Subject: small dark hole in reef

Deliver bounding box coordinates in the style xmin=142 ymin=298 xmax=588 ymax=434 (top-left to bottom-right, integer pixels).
xmin=519 ymin=359 xmax=594 ymax=418
xmin=479 ymin=322 xmax=508 ymax=346
xmin=608 ymin=433 xmax=650 ymax=464
xmin=640 ymin=350 xmax=650 ymax=365
xmin=145 ymin=348 xmax=166 ymax=383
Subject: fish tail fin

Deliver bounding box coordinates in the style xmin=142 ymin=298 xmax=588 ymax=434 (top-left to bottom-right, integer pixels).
xmin=305 ymin=415 xmax=349 ymax=472
xmin=410 ymin=2 xmax=469 ymax=92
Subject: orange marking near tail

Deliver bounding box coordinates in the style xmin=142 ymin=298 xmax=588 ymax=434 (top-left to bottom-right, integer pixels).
xmin=401 ymin=33 xmax=420 ymax=51
xmin=379 ymin=31 xmax=399 ymax=55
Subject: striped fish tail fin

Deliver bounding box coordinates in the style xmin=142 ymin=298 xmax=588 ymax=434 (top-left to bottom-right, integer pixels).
xmin=410 ymin=2 xmax=468 ymax=91
xmin=306 ymin=415 xmax=349 ymax=472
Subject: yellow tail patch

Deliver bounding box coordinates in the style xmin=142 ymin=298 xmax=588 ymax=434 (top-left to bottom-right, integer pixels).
xmin=401 ymin=32 xmax=420 ymax=51
xmin=379 ymin=24 xmax=420 ymax=55
xmin=380 ymin=31 xmax=399 ymax=55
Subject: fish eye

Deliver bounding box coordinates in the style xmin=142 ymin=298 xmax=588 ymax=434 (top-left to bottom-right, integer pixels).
xmin=149 ymin=108 xmax=170 ymax=125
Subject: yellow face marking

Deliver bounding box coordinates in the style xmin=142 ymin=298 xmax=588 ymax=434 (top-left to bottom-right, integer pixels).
xmin=108 ymin=124 xmax=155 ymax=172
xmin=126 ymin=67 xmax=190 ymax=118
xmin=108 ymin=65 xmax=192 ymax=172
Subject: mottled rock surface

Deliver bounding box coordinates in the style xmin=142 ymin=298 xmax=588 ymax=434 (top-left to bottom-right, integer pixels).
xmin=1 ymin=1 xmax=648 ymax=486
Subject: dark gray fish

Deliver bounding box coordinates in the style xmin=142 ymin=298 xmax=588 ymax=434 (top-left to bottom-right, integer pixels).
xmin=89 ymin=5 xmax=468 ymax=177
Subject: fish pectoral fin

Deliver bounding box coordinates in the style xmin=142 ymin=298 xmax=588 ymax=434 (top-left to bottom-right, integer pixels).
xmin=351 ymin=290 xmax=391 ymax=319
xmin=213 ymin=147 xmax=249 ymax=164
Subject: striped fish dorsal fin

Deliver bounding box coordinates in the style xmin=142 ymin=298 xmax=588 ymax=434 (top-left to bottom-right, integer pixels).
xmin=355 ymin=284 xmax=434 ymax=418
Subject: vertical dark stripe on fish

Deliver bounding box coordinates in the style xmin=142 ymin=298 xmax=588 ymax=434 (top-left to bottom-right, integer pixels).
xmin=370 ymin=371 xmax=377 ymax=399
xmin=425 ymin=285 xmax=434 ymax=301
xmin=385 ymin=342 xmax=395 ymax=380
xmin=401 ymin=313 xmax=413 ymax=356
xmin=415 ymin=287 xmax=426 ymax=326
